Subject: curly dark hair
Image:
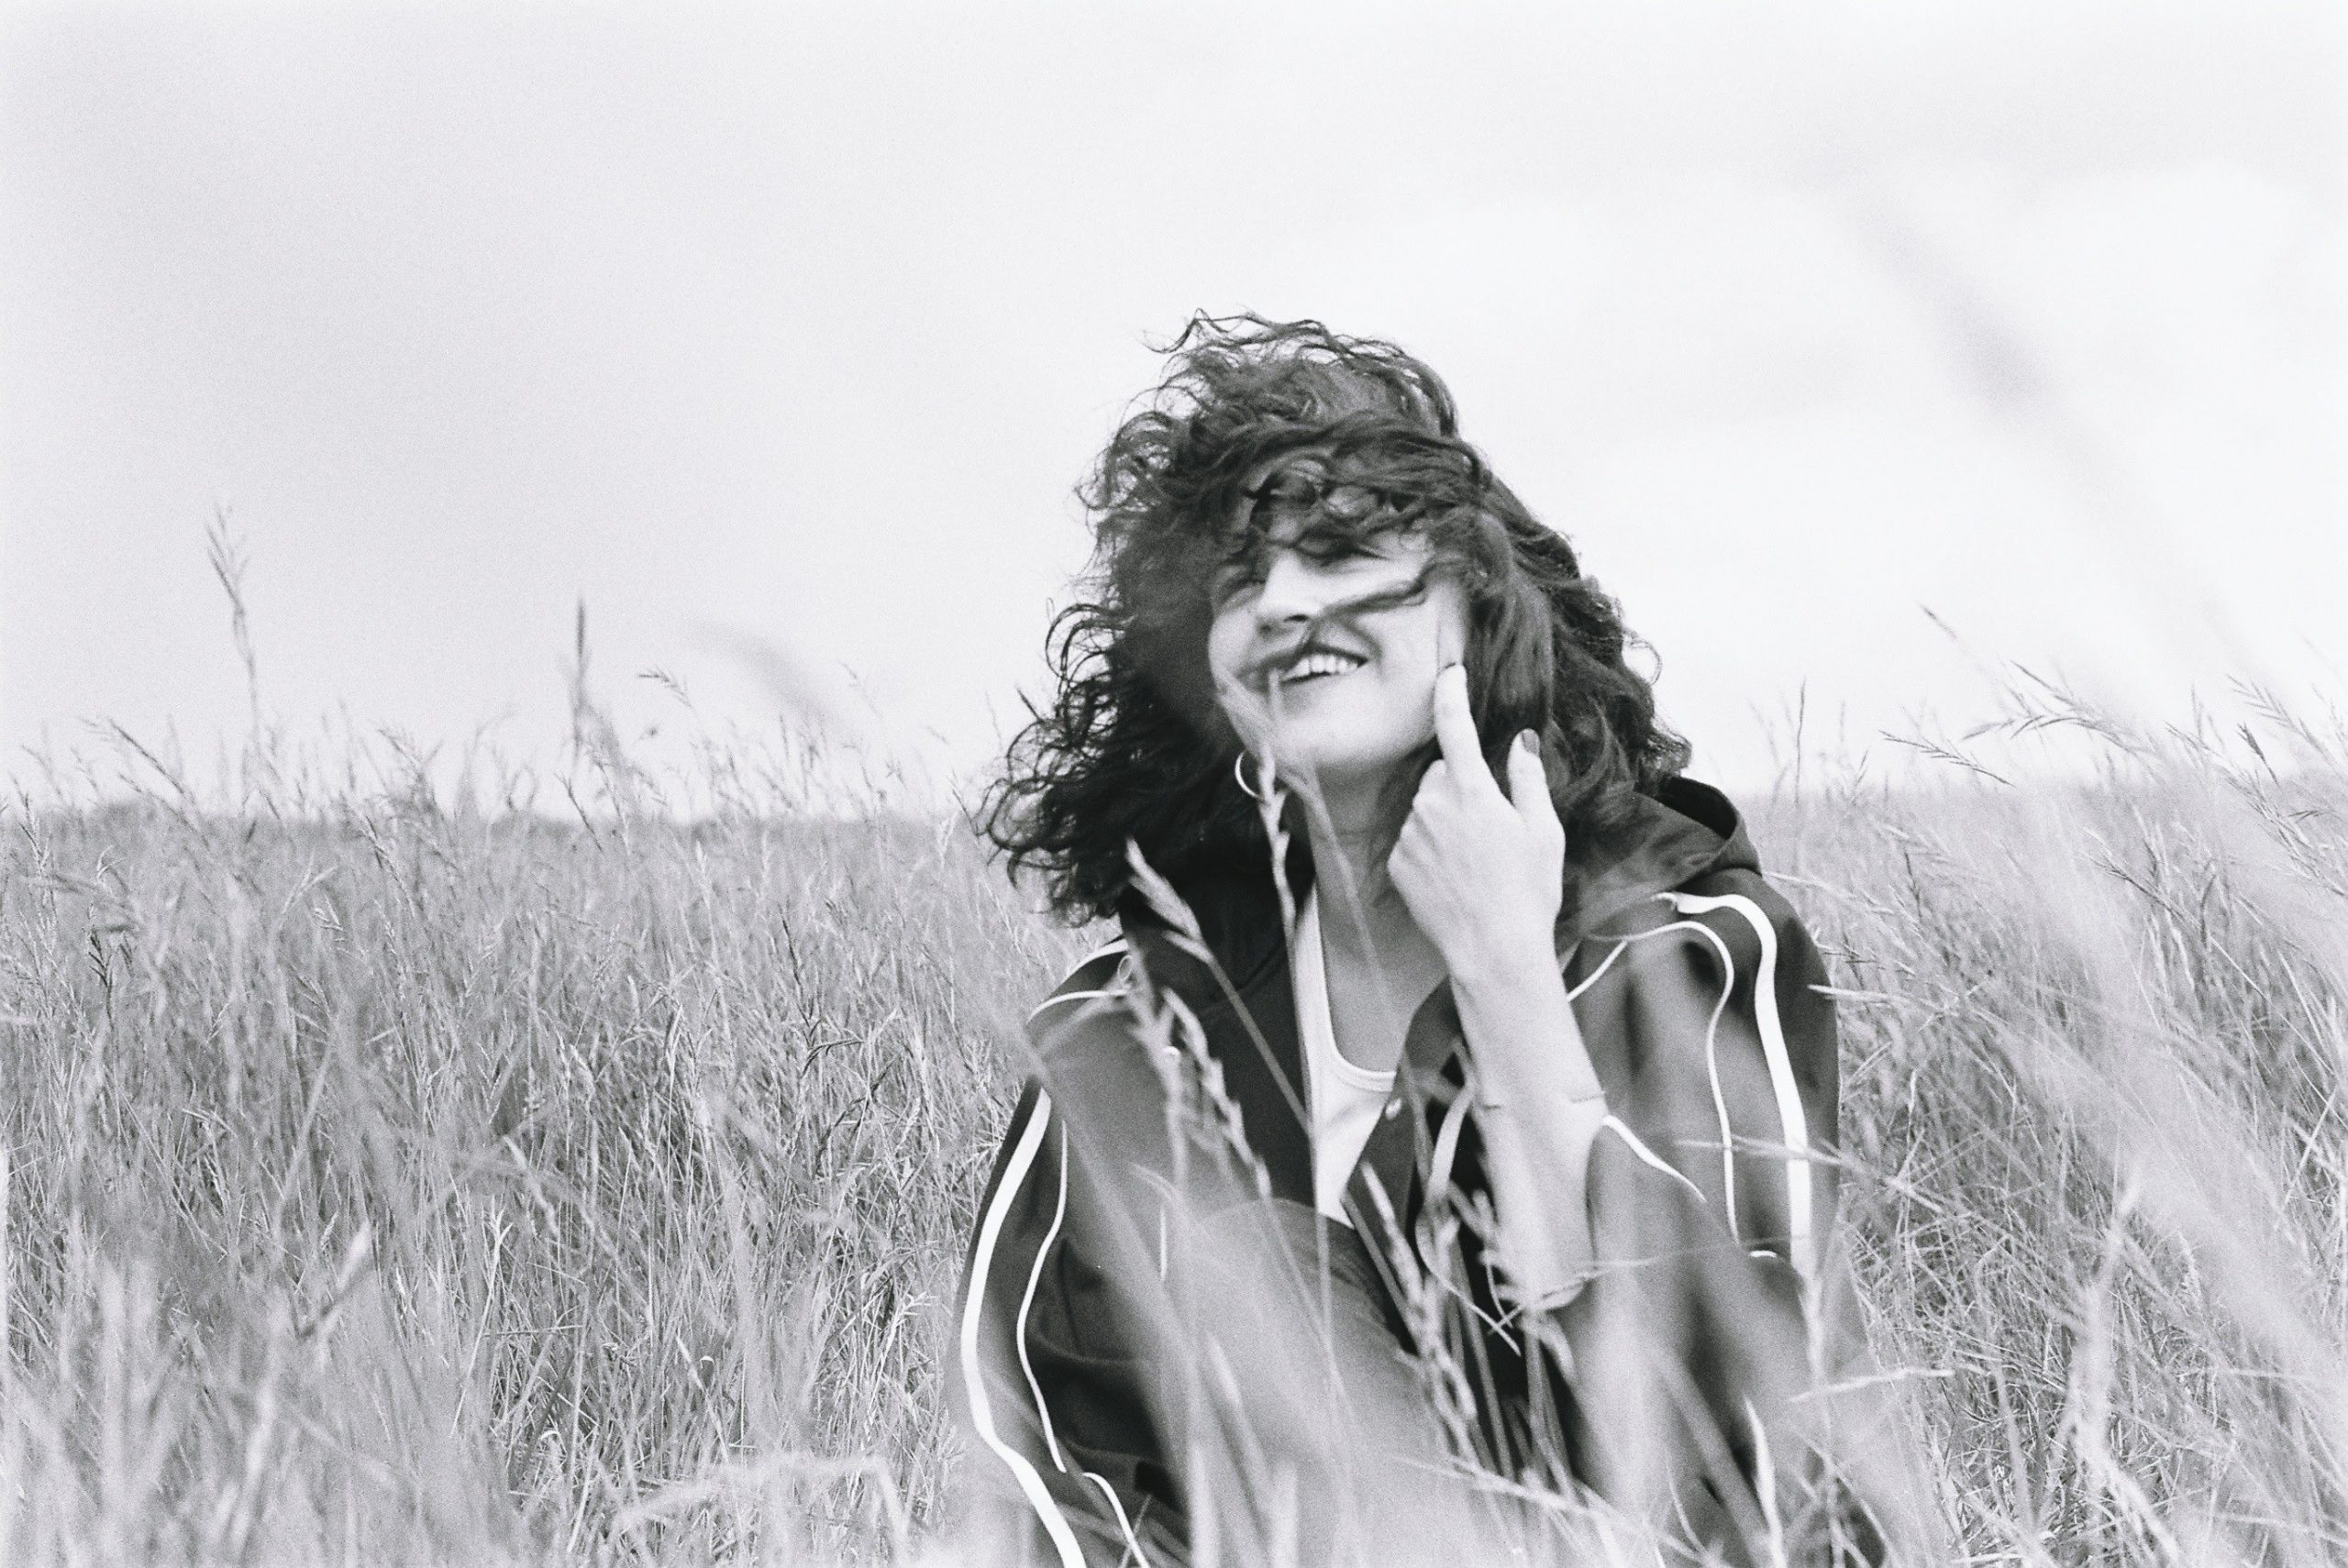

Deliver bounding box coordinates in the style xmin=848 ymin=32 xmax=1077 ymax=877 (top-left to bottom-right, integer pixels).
xmin=979 ymin=315 xmax=1690 ymax=925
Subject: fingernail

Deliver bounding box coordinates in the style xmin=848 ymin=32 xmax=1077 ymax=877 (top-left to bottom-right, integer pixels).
xmin=1516 ymin=729 xmax=1538 ymax=755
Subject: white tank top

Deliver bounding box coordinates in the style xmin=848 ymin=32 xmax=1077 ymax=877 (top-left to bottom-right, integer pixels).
xmin=1293 ymin=886 xmax=1400 ymax=1224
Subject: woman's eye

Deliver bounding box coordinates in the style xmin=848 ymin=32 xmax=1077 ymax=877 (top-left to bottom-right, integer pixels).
xmin=1300 ymin=530 xmax=1387 ymax=568
xmin=1210 ymin=560 xmax=1263 ymax=602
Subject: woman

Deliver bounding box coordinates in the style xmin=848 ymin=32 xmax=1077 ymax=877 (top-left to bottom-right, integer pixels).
xmin=958 ymin=317 xmax=1866 ymax=1565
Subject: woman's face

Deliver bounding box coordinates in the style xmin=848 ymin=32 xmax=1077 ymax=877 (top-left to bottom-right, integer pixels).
xmin=1203 ymin=485 xmax=1469 ymax=795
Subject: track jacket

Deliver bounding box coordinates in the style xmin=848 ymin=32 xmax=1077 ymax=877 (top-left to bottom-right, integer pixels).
xmin=954 ymin=778 xmax=1851 ymax=1565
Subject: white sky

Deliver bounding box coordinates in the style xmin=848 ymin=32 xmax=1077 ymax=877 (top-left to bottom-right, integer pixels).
xmin=2 ymin=2 xmax=2340 ymax=810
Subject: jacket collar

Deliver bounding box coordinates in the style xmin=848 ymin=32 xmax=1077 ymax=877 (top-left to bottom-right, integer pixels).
xmin=1115 ymin=774 xmax=1758 ymax=1044
xmin=1120 ymin=776 xmax=1757 ymax=979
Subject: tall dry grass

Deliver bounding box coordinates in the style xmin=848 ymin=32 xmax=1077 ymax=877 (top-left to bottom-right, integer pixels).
xmin=1 ymin=726 xmax=1089 ymax=1563
xmin=1765 ymin=692 xmax=2348 ymax=1565
xmin=2 ymin=672 xmax=2343 ymax=1563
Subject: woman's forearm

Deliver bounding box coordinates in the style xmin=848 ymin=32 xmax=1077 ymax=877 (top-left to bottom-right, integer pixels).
xmin=1447 ymin=955 xmax=1610 ymax=1306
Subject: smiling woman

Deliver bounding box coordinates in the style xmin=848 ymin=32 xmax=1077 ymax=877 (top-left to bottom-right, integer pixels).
xmin=963 ymin=316 xmax=1879 ymax=1566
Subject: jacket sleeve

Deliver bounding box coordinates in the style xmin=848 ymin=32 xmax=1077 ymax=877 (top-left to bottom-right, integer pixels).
xmin=1589 ymin=874 xmax=1839 ymax=1287
xmin=1550 ymin=871 xmax=1853 ymax=1558
xmin=951 ymin=953 xmax=1187 ymax=1568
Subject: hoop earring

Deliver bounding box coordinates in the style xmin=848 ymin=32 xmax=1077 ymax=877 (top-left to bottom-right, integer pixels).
xmin=1234 ymin=750 xmax=1273 ymax=804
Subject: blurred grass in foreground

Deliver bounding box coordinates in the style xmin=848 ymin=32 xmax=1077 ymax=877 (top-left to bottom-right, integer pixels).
xmin=1 ymin=676 xmax=2343 ymax=1564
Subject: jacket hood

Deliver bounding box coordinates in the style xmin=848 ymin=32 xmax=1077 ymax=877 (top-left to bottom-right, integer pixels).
xmin=1560 ymin=776 xmax=1758 ymax=946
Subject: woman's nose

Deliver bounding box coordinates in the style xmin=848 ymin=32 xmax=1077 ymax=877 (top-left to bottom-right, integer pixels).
xmin=1252 ymin=548 xmax=1326 ymax=629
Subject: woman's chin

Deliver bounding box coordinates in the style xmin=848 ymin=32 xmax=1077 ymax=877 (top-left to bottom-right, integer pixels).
xmin=1261 ymin=745 xmax=1412 ymax=798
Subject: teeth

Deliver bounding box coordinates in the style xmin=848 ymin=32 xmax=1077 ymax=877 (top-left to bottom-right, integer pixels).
xmin=1284 ymin=651 xmax=1366 ymax=681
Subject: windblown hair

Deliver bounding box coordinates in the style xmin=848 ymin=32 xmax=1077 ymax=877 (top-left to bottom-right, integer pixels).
xmin=980 ymin=315 xmax=1690 ymax=925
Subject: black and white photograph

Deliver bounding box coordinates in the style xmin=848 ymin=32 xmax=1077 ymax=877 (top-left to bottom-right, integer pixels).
xmin=1 ymin=4 xmax=2341 ymax=1564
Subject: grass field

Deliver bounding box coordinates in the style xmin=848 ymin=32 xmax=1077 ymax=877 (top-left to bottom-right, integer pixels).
xmin=2 ymin=685 xmax=2343 ymax=1564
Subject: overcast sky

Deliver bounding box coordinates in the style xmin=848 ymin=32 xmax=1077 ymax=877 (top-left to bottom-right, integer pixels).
xmin=3 ymin=2 xmax=2340 ymax=810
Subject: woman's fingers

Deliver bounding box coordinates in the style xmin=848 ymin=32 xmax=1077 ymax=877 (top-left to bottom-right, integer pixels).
xmin=1429 ymin=665 xmax=1501 ymax=797
xmin=1506 ymin=731 xmax=1563 ymax=842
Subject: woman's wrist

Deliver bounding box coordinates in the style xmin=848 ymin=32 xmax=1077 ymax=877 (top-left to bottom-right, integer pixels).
xmin=1448 ymin=946 xmax=1607 ymax=1106
xmin=1440 ymin=924 xmax=1562 ymax=997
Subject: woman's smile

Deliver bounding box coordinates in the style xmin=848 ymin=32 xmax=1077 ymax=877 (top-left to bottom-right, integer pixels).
xmin=1281 ymin=650 xmax=1367 ymax=684
xmin=1257 ymin=642 xmax=1370 ymax=691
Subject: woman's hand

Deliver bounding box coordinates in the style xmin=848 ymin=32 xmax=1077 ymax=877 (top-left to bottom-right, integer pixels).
xmin=1387 ymin=663 xmax=1567 ymax=990
xmin=1393 ymin=665 xmax=1607 ymax=1304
